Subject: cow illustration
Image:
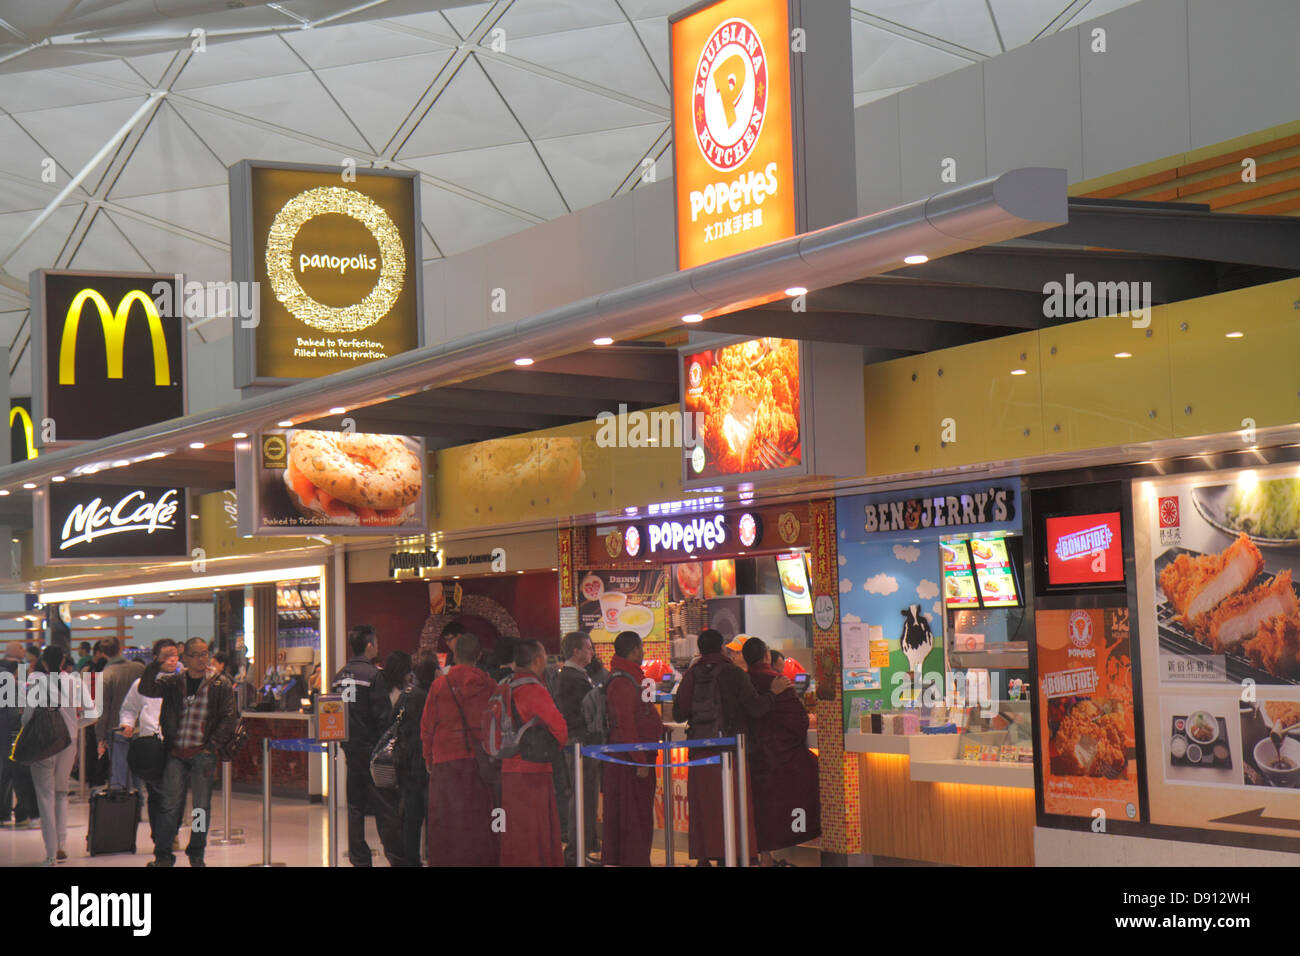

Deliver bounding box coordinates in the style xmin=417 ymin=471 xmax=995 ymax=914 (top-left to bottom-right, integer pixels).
xmin=900 ymin=604 xmax=934 ymax=675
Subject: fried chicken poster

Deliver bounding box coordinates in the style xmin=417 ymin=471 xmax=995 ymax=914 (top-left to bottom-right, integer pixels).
xmin=1036 ymin=604 xmax=1140 ymax=820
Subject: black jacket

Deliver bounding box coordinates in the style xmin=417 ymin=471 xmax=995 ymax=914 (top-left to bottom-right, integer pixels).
xmin=554 ymin=664 xmax=594 ymax=745
xmin=395 ymin=680 xmax=428 ymax=787
xmin=139 ymin=661 xmax=239 ymax=754
xmin=333 ymin=655 xmax=391 ymax=753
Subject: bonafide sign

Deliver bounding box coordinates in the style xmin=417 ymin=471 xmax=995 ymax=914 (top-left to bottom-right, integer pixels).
xmin=43 ymin=483 xmax=189 ymax=564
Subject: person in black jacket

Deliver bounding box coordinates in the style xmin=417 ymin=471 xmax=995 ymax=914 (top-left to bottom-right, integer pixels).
xmin=553 ymin=631 xmax=600 ymax=866
xmin=139 ymin=637 xmax=238 ymax=868
xmin=332 ymin=625 xmax=404 ymax=867
xmin=394 ymin=650 xmax=434 ymax=866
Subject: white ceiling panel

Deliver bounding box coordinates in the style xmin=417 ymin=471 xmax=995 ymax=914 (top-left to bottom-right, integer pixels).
xmin=495 ymin=0 xmax=626 ymax=40
xmin=316 ymin=51 xmax=456 ymax=152
xmin=113 ymin=185 xmax=231 ymax=244
xmin=851 ymin=17 xmax=973 ymax=93
xmin=985 ymin=0 xmax=1072 ymax=48
xmin=422 ymin=184 xmax=534 ymax=257
xmin=854 ymin=0 xmax=1003 ymax=56
xmin=395 ymin=56 xmax=529 ymax=158
xmin=0 ymin=205 xmax=84 ymax=279
xmin=106 ymin=102 xmax=229 ymax=199
xmin=620 ymin=0 xmax=691 ymax=17
xmin=440 ymin=3 xmax=497 ymax=40
xmin=500 ymin=21 xmax=669 ymax=105
xmin=67 ymin=212 xmax=156 ymax=273
xmin=105 ymin=210 xmax=231 ymax=280
xmin=631 ymin=17 xmax=670 ymax=79
xmin=9 ymin=97 xmax=147 ymax=187
xmin=0 ymin=61 xmax=148 ymax=113
xmin=407 ymin=142 xmax=569 ymax=220
xmin=167 ymin=102 xmax=342 ymax=169
xmin=283 ymin=19 xmax=453 ymax=69
xmin=1064 ymin=0 xmax=1145 ymax=29
xmin=171 ymin=35 xmax=310 ymax=92
xmin=534 ymin=123 xmax=666 ymax=211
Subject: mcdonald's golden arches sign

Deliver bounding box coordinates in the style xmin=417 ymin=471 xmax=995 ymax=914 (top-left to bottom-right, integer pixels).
xmin=31 ymin=271 xmax=185 ymax=443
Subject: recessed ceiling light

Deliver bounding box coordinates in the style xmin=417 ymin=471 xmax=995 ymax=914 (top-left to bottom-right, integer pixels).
xmin=232 ymin=432 xmax=248 ymax=439
xmin=1225 ymin=331 xmax=1244 ymax=339
xmin=1114 ymin=351 xmax=1132 ymax=359
xmin=21 ymin=483 xmax=35 ymax=489
xmin=682 ymin=313 xmax=704 ymax=324
xmin=51 ymin=476 xmax=64 ymax=482
xmin=0 ymin=491 xmax=9 ymax=496
xmin=592 ymin=337 xmax=614 ymax=346
xmin=904 ymin=254 xmax=929 ymax=265
xmin=329 ymin=406 xmax=347 ymax=414
xmin=188 ymin=441 xmax=205 ymax=449
xmin=514 ymin=357 xmax=534 ymax=366
xmin=277 ymin=420 xmax=293 ymax=428
xmin=189 ymin=514 xmax=199 ymax=520
xmin=784 ymin=286 xmax=807 ymax=296
xmin=1010 ymin=368 xmax=1027 ymax=376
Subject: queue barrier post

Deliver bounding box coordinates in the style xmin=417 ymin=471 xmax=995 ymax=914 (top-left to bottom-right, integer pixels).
xmin=661 ymin=730 xmax=674 ymax=869
xmin=72 ymin=725 xmax=87 ymax=803
xmin=209 ymin=761 xmax=246 ymax=846
xmin=573 ymin=742 xmax=585 ymax=869
xmin=721 ymin=751 xmax=736 ymax=868
xmin=736 ymin=733 xmax=749 ymax=868
xmin=327 ymin=741 xmax=339 ymax=868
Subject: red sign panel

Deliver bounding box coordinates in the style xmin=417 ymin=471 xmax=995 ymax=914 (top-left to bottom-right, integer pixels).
xmin=1045 ymin=512 xmax=1124 ymax=586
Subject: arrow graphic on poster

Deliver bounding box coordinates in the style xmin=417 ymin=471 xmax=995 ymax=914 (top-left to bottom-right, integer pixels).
xmin=1209 ymin=807 xmax=1300 ymax=831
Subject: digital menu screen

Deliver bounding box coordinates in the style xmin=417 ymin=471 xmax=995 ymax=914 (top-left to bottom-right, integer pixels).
xmin=970 ymin=536 xmax=1020 ymax=607
xmin=681 ymin=337 xmax=802 ymax=485
xmin=941 ymin=539 xmax=980 ymax=609
xmin=1045 ymin=511 xmax=1124 ymax=586
xmin=776 ymin=552 xmax=812 ymax=615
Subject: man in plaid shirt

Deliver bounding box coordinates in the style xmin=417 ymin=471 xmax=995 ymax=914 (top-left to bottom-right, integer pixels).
xmin=139 ymin=637 xmax=238 ymax=867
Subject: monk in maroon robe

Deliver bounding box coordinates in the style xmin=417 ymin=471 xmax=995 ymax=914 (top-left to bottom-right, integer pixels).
xmin=743 ymin=638 xmax=821 ymax=862
xmin=672 ymin=630 xmax=790 ymax=865
xmin=601 ymin=631 xmax=664 ymax=867
xmin=500 ymin=640 xmax=568 ymax=867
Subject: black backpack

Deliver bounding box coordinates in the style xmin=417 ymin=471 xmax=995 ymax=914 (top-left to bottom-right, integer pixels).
xmin=579 ymin=669 xmax=639 ymax=745
xmin=687 ymin=661 xmax=726 ymax=739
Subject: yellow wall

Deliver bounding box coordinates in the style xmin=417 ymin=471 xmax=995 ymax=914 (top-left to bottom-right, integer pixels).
xmin=864 ymin=278 xmax=1300 ymax=476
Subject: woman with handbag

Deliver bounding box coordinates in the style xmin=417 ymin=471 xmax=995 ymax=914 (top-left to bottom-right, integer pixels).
xmin=22 ymin=647 xmax=92 ymax=865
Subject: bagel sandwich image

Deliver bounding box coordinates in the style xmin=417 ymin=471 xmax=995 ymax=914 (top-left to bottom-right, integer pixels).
xmin=281 ymin=430 xmax=423 ymax=527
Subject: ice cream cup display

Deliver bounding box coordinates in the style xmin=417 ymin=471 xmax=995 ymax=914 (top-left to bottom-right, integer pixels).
xmin=599 ymin=591 xmax=628 ymax=630
xmin=1253 ymin=736 xmax=1300 ymax=786
xmin=617 ymin=604 xmax=654 ymax=639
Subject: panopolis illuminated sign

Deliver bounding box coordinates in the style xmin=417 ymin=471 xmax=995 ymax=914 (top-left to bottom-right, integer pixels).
xmin=671 ymin=0 xmax=796 ymax=270
xmin=36 ymin=482 xmax=190 ymax=565
xmin=30 ymin=271 xmax=185 ymax=443
xmin=230 ymin=161 xmax=423 ymax=386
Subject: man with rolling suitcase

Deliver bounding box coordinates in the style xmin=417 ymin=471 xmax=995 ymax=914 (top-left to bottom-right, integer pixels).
xmin=139 ymin=638 xmax=238 ymax=867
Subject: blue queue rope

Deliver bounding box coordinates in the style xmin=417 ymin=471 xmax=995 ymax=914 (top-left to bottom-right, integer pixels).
xmin=268 ymin=738 xmax=328 ymax=753
xmin=585 ymin=753 xmax=722 ymax=769
xmin=580 ymin=736 xmax=737 ymax=756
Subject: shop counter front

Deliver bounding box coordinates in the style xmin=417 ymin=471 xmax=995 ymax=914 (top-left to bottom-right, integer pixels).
xmin=850 ymin=729 xmax=1036 ymax=866
xmin=232 ymin=711 xmax=323 ymax=800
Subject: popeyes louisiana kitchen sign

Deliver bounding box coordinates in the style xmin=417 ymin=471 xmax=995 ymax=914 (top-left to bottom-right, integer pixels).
xmin=669 ymin=0 xmax=855 ymax=271
xmin=29 ymin=271 xmax=185 ymax=445
xmin=235 ymin=427 xmax=428 ymax=538
xmin=229 ymin=161 xmax=423 ymax=387
xmin=35 ymin=483 xmax=190 ymax=565
xmin=586 ymin=504 xmax=808 ymax=564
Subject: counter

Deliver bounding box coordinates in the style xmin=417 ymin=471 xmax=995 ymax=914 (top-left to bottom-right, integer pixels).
xmin=232 ymin=711 xmax=322 ymax=800
xmin=846 ymin=731 xmax=1033 ymax=788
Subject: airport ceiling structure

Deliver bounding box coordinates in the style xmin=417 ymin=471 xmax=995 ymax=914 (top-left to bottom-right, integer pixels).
xmin=0 ymin=0 xmax=1143 ymax=393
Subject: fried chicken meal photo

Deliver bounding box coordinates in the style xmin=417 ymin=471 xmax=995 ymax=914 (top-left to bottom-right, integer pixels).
xmin=1048 ymin=697 xmax=1129 ymax=778
xmin=1158 ymin=533 xmax=1300 ymax=680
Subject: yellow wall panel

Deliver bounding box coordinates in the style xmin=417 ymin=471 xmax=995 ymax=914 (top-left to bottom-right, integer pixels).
xmin=931 ymin=332 xmax=1044 ymax=467
xmin=1040 ymin=310 xmax=1173 ymax=452
xmin=864 ymin=355 xmax=933 ymax=476
xmin=1168 ymin=278 xmax=1300 ymax=438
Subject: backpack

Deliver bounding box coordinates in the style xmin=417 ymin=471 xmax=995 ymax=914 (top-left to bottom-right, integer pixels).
xmin=687 ymin=661 xmax=726 ymax=739
xmin=579 ymin=669 xmax=638 ymax=745
xmin=482 ymin=675 xmax=543 ymax=761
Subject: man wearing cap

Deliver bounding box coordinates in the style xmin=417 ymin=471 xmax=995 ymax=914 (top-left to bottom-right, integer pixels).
xmin=724 ymin=636 xmax=749 ymax=671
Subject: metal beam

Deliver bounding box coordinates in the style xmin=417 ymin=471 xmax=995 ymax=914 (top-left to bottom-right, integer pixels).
xmin=707 ymin=310 xmax=1012 ymax=351
xmin=454 ymin=370 xmax=678 ymax=405
xmin=794 ymin=280 xmax=1045 ymax=328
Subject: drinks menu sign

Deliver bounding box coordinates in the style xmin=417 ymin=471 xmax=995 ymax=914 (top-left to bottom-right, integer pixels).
xmin=670 ymin=0 xmax=797 ymax=270
xmin=576 ymin=569 xmax=667 ymax=645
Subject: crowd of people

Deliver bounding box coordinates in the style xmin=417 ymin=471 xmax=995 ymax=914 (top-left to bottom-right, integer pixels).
xmin=335 ymin=623 xmax=822 ymax=867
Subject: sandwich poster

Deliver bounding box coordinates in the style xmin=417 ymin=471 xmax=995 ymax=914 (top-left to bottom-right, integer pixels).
xmin=1136 ymin=467 xmax=1300 ymax=840
xmin=237 ymin=428 xmax=426 ymax=537
xmin=1035 ymin=602 xmax=1139 ymax=822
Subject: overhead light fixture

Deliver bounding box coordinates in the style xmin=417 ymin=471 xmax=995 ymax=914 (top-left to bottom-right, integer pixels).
xmin=38 ymin=564 xmax=325 ymax=604
xmin=232 ymin=432 xmax=248 ymax=439
xmin=592 ymin=337 xmax=614 ymax=346
xmin=1114 ymin=352 xmax=1132 ymax=359
xmin=784 ymin=286 xmax=807 ymax=296
xmin=277 ymin=420 xmax=294 ymax=428
xmin=329 ymin=406 xmax=347 ymax=414
xmin=682 ymin=313 xmax=704 ymax=324
xmin=514 ymin=357 xmax=534 ymax=366
xmin=1225 ymin=331 xmax=1244 ymax=339
xmin=21 ymin=483 xmax=35 ymax=490
xmin=0 ymin=491 xmax=9 ymax=496
xmin=1010 ymin=368 xmax=1027 ymax=376
xmin=903 ymin=254 xmax=929 ymax=265
xmin=188 ymin=441 xmax=205 ymax=450
xmin=51 ymin=476 xmax=64 ymax=482
xmin=189 ymin=514 xmax=199 ymax=520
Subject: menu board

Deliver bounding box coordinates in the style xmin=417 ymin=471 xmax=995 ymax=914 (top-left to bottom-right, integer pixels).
xmin=970 ymin=537 xmax=1020 ymax=607
xmin=681 ymin=337 xmax=802 ymax=486
xmin=941 ymin=539 xmax=980 ymax=608
xmin=671 ymin=559 xmax=736 ymax=600
xmin=1036 ymin=602 xmax=1140 ymax=822
xmin=577 ymin=568 xmax=667 ymax=644
xmin=776 ymin=552 xmax=812 ymax=615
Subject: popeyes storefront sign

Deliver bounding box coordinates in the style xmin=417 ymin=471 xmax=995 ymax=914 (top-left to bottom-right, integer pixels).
xmin=671 ymin=0 xmax=797 ymax=270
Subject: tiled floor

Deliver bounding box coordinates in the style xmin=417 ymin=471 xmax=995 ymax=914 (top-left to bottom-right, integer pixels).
xmin=1 ymin=790 xmax=820 ymax=867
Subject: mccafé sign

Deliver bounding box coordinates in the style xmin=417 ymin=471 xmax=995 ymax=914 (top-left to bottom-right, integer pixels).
xmin=231 ymin=161 xmax=423 ymax=386
xmin=37 ymin=482 xmax=190 ymax=565
xmin=671 ymin=0 xmax=796 ymax=270
xmin=31 ymin=271 xmax=185 ymax=443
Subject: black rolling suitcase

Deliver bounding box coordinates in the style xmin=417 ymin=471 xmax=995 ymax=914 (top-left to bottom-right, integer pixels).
xmin=87 ymin=788 xmax=141 ymax=856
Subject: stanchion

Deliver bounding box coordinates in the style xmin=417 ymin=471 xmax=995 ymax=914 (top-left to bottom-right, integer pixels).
xmin=736 ymin=733 xmax=749 ymax=868
xmin=661 ymin=730 xmax=674 ymax=868
xmin=327 ymin=741 xmax=338 ymax=868
xmin=209 ymin=761 xmax=245 ymax=846
xmin=250 ymin=737 xmax=284 ymax=866
xmin=574 ymin=742 xmax=585 ymax=869
xmin=721 ymin=751 xmax=736 ymax=868
xmin=72 ymin=725 xmax=87 ymax=803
